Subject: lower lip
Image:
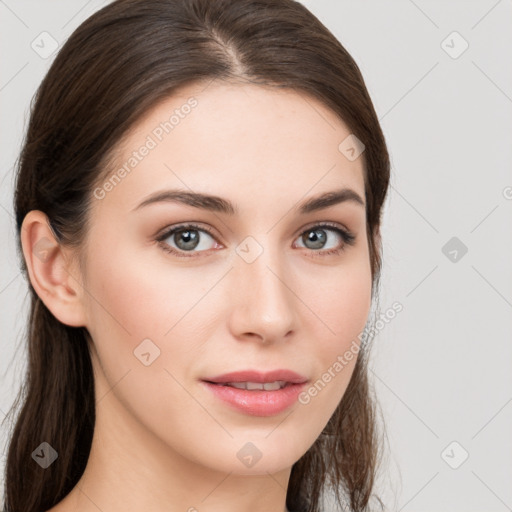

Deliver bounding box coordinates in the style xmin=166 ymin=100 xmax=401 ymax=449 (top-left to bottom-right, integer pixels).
xmin=201 ymin=381 xmax=307 ymax=417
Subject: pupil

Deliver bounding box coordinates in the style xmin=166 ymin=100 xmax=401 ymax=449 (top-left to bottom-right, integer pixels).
xmin=176 ymin=229 xmax=199 ymax=250
xmin=304 ymin=229 xmax=326 ymax=249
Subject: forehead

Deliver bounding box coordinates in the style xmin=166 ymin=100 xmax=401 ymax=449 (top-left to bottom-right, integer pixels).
xmin=94 ymin=81 xmax=366 ymax=214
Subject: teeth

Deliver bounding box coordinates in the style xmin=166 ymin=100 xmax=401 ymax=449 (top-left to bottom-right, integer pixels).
xmin=224 ymin=381 xmax=286 ymax=391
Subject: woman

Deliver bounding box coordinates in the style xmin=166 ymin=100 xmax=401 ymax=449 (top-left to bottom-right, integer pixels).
xmin=3 ymin=0 xmax=390 ymax=510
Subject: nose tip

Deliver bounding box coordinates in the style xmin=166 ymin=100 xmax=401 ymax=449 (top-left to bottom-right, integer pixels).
xmin=228 ymin=253 xmax=297 ymax=344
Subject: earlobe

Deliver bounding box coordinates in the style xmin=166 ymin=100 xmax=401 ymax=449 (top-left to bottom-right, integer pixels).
xmin=20 ymin=210 xmax=88 ymax=327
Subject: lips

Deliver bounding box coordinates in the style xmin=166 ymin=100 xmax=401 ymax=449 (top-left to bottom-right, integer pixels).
xmin=202 ymin=369 xmax=308 ymax=385
xmin=201 ymin=369 xmax=309 ymax=416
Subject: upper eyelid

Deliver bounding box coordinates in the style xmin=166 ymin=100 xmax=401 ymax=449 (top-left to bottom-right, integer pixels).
xmin=157 ymin=221 xmax=350 ymax=238
xmin=296 ymin=220 xmax=351 ymax=235
xmin=157 ymin=221 xmax=352 ymax=248
xmin=156 ymin=222 xmax=216 ymax=240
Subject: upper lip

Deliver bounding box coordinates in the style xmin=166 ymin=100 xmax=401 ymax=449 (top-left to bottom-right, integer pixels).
xmin=203 ymin=369 xmax=308 ymax=384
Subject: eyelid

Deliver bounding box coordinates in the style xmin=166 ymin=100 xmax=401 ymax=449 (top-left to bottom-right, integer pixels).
xmin=155 ymin=221 xmax=217 ymax=241
xmin=155 ymin=222 xmax=221 ymax=258
xmin=155 ymin=220 xmax=351 ymax=241
xmin=295 ymin=219 xmax=350 ymax=237
xmin=292 ymin=221 xmax=356 ymax=252
xmin=155 ymin=221 xmax=356 ymax=258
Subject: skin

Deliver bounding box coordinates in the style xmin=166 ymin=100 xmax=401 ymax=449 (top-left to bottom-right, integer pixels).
xmin=21 ymin=80 xmax=374 ymax=512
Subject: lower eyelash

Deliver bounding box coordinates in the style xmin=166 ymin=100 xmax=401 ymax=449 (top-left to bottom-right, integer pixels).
xmin=156 ymin=223 xmax=356 ymax=258
xmin=156 ymin=223 xmax=215 ymax=258
xmin=304 ymin=225 xmax=356 ymax=258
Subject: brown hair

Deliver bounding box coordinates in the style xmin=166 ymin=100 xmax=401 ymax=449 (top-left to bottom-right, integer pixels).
xmin=3 ymin=0 xmax=390 ymax=510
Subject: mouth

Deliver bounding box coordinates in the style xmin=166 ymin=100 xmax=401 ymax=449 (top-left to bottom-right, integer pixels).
xmin=203 ymin=380 xmax=292 ymax=391
xmin=202 ymin=369 xmax=308 ymax=386
xmin=200 ymin=369 xmax=309 ymax=416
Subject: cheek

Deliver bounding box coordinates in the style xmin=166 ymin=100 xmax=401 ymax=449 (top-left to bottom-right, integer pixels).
xmin=298 ymin=261 xmax=372 ymax=406
xmin=82 ymin=242 xmax=225 ymax=387
xmin=307 ymin=259 xmax=372 ymax=348
xmin=82 ymin=245 xmax=216 ymax=427
xmin=84 ymin=242 xmax=206 ymax=337
xmin=332 ymin=270 xmax=372 ymax=341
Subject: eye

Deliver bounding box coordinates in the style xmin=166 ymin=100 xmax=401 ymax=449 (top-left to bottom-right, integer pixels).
xmin=294 ymin=223 xmax=356 ymax=257
xmin=155 ymin=222 xmax=356 ymax=258
xmin=156 ymin=223 xmax=219 ymax=258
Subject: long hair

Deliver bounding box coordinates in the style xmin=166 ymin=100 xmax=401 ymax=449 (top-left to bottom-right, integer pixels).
xmin=3 ymin=1 xmax=390 ymax=510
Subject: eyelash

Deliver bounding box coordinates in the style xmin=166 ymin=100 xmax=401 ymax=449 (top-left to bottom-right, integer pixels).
xmin=155 ymin=222 xmax=356 ymax=259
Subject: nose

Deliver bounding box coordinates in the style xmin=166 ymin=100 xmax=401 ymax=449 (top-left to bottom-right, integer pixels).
xmin=227 ymin=244 xmax=298 ymax=345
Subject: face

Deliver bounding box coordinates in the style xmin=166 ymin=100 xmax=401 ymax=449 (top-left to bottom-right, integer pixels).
xmin=78 ymin=80 xmax=372 ymax=476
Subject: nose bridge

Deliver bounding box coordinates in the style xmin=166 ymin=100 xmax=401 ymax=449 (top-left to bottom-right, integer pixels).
xmin=229 ymin=234 xmax=297 ymax=341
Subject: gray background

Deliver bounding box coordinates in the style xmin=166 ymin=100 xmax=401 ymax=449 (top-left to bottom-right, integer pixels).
xmin=1 ymin=1 xmax=511 ymax=510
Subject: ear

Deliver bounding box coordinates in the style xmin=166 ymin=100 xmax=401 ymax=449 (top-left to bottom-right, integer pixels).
xmin=20 ymin=210 xmax=88 ymax=327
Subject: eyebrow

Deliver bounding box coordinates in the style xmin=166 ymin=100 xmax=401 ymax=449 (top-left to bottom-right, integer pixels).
xmin=132 ymin=187 xmax=365 ymax=215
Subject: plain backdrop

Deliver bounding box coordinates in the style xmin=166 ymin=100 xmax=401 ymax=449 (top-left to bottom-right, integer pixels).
xmin=1 ymin=1 xmax=511 ymax=510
